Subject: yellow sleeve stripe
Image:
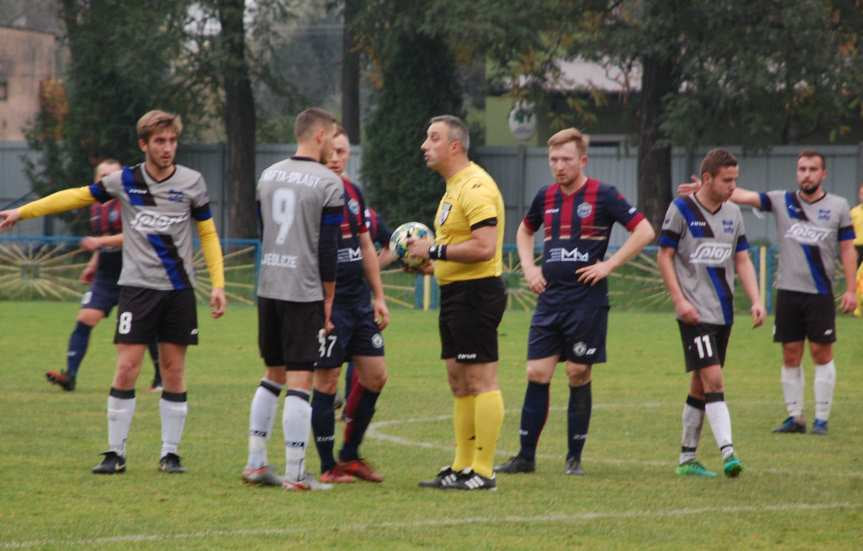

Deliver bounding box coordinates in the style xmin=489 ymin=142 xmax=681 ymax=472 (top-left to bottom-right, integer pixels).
xmin=196 ymin=218 xmax=225 ymax=288
xmin=18 ymin=187 xmax=96 ymax=219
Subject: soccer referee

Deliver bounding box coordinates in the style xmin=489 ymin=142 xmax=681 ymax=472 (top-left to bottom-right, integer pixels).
xmin=409 ymin=115 xmax=506 ymax=491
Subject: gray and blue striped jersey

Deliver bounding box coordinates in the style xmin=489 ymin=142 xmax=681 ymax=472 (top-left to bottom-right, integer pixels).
xmin=758 ymin=190 xmax=854 ymax=295
xmin=89 ymin=164 xmax=212 ymax=291
xmin=660 ymin=196 xmax=749 ymax=326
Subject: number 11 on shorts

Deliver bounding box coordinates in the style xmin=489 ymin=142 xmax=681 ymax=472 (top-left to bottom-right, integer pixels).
xmin=693 ymin=334 xmax=712 ymax=359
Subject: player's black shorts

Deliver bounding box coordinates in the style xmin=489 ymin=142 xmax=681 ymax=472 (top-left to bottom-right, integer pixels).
xmin=80 ymin=273 xmax=120 ymax=316
xmin=114 ymin=286 xmax=198 ymax=345
xmin=317 ymin=301 xmax=384 ymax=369
xmin=528 ymin=305 xmax=609 ymax=364
xmin=773 ymin=289 xmax=836 ymax=343
xmin=258 ymin=297 xmax=323 ymax=369
xmin=439 ymin=276 xmax=506 ymax=363
xmin=677 ymin=321 xmax=731 ymax=372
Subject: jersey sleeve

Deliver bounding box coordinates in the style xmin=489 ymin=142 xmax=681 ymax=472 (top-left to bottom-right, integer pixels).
xmin=758 ymin=190 xmax=783 ymax=212
xmin=351 ymin=184 xmax=369 ymax=234
xmin=659 ymin=201 xmax=685 ymax=250
xmin=91 ymin=169 xmax=123 ymax=203
xmin=375 ymin=215 xmax=393 ymax=247
xmin=605 ymin=185 xmax=645 ymax=231
xmin=522 ymin=187 xmax=546 ymax=233
xmin=189 ymin=174 xmax=213 ymax=221
xmin=837 ymin=199 xmax=855 ymax=242
xmin=734 ymin=207 xmax=750 ymax=252
xmin=460 ymin=179 xmax=499 ymax=228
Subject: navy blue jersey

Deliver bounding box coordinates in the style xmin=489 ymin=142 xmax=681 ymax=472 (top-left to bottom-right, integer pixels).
xmin=335 ymin=177 xmax=370 ymax=304
xmin=364 ymin=207 xmax=392 ymax=248
xmin=523 ymin=179 xmax=645 ymax=308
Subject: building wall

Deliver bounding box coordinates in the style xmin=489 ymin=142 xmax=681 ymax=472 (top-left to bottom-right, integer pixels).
xmin=0 ymin=26 xmax=56 ymax=141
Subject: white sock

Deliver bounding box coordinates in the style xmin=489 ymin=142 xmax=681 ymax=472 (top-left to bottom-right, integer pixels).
xmin=107 ymin=393 xmax=136 ymax=456
xmin=814 ymin=361 xmax=836 ymax=421
xmin=781 ymin=365 xmax=805 ymax=418
xmin=679 ymin=400 xmax=704 ymax=464
xmin=160 ymin=393 xmax=188 ymax=458
xmin=705 ymin=398 xmax=734 ymax=460
xmin=247 ymin=379 xmax=282 ymax=469
xmin=283 ymin=389 xmax=311 ymax=482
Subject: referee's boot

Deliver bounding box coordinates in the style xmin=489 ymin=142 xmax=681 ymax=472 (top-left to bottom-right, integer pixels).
xmin=494 ymin=455 xmax=535 ymax=474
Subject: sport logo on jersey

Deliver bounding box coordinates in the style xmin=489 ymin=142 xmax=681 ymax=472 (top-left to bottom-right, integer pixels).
xmin=548 ymin=247 xmax=589 ymax=263
xmin=577 ymin=202 xmax=593 ymax=218
xmin=348 ymin=198 xmax=360 ymax=215
xmin=689 ymin=242 xmax=732 ymax=264
xmin=438 ymin=202 xmax=452 ymax=225
xmin=722 ymin=219 xmax=734 ymax=234
xmin=337 ymin=247 xmax=363 ymax=263
xmin=785 ymin=222 xmax=831 ymax=244
xmin=817 ymin=208 xmax=831 ymax=221
xmin=130 ymin=210 xmax=189 ymax=232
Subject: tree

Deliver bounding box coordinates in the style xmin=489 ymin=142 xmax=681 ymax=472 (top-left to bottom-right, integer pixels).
xmin=361 ymin=32 xmax=464 ymax=227
xmin=25 ymin=0 xmax=200 ymax=232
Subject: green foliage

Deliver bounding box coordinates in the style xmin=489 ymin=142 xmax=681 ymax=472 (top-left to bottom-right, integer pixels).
xmin=362 ymin=32 xmax=464 ymax=227
xmin=24 ymin=0 xmax=206 ymax=232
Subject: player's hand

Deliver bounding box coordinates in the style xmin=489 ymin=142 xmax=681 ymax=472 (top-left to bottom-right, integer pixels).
xmin=750 ymin=303 xmax=765 ymax=328
xmin=840 ymin=290 xmax=857 ymax=314
xmin=323 ymin=298 xmax=335 ymax=334
xmin=674 ymin=299 xmax=700 ymax=325
xmin=80 ymin=265 xmax=96 ymax=284
xmin=209 ymin=287 xmax=226 ymax=319
xmin=523 ymin=264 xmax=546 ymax=294
xmin=372 ymin=297 xmax=390 ymax=330
xmin=677 ymin=176 xmax=701 ymax=197
xmin=80 ymin=236 xmax=102 ymax=252
xmin=576 ymin=260 xmax=612 ymax=286
xmin=406 ymin=236 xmax=433 ymax=260
xmin=0 ymin=208 xmax=21 ymax=231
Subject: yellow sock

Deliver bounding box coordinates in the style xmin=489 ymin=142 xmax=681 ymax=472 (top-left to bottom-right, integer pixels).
xmin=451 ymin=395 xmax=476 ymax=471
xmin=471 ymin=390 xmax=504 ymax=478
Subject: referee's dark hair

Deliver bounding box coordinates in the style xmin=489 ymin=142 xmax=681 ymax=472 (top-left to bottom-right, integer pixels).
xmin=429 ymin=115 xmax=470 ymax=152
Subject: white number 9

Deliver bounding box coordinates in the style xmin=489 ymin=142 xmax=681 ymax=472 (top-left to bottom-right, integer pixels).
xmin=272 ymin=188 xmax=296 ymax=245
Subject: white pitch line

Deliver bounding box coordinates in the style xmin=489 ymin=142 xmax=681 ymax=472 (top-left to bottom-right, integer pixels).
xmin=1 ymin=502 xmax=855 ymax=549
xmin=366 ymin=409 xmax=863 ymax=479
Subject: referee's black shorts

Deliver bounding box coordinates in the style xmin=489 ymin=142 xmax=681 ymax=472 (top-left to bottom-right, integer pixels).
xmin=439 ymin=276 xmax=506 ymax=363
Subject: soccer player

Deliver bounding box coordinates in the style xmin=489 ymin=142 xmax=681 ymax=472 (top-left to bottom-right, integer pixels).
xmin=0 ymin=110 xmax=227 ymax=474
xmin=851 ymin=183 xmax=863 ymax=268
xmin=659 ymin=149 xmax=764 ymax=478
xmin=408 ymin=115 xmax=506 ymax=491
xmin=494 ymin=128 xmax=655 ymax=477
xmin=680 ymin=150 xmax=856 ymax=434
xmin=310 ymin=127 xmax=390 ymax=484
xmin=45 ymin=159 xmax=162 ymax=393
xmin=242 ymin=107 xmax=344 ymax=491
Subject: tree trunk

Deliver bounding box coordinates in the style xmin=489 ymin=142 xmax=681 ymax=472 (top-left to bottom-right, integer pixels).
xmin=218 ymin=0 xmax=257 ymax=238
xmin=341 ymin=0 xmax=361 ymax=143
xmin=637 ymin=54 xmax=674 ymax=239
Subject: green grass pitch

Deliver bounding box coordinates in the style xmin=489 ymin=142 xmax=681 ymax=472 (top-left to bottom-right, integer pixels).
xmin=1 ymin=302 xmax=861 ymax=550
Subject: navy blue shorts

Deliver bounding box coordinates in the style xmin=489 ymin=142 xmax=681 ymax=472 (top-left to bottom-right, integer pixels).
xmin=527 ymin=306 xmax=609 ymax=364
xmin=316 ymin=301 xmax=384 ymax=369
xmin=80 ymin=275 xmax=120 ymax=316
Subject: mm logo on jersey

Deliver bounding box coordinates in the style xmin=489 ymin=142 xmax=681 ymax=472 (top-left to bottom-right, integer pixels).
xmin=690 ymin=242 xmax=732 ymax=264
xmin=337 ymin=247 xmax=362 ymax=263
xmin=548 ymin=247 xmax=589 ymax=263
xmin=786 ymin=223 xmax=830 ymax=244
xmin=130 ymin=210 xmax=189 ymax=232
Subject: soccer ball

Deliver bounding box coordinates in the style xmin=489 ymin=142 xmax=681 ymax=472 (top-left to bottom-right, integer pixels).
xmin=389 ymin=221 xmax=435 ymax=269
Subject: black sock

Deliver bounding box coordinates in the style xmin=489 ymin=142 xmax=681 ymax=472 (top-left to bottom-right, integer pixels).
xmin=311 ymin=391 xmax=337 ymax=472
xmin=339 ymin=385 xmax=380 ymax=462
xmin=519 ymin=381 xmax=550 ymax=461
xmin=567 ymin=382 xmax=592 ymax=461
xmin=65 ymin=321 xmax=93 ymax=378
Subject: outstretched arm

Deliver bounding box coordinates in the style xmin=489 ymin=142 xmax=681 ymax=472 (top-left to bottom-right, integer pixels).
xmin=0 ymin=186 xmax=97 ymax=231
xmin=676 ymin=176 xmax=762 ymax=208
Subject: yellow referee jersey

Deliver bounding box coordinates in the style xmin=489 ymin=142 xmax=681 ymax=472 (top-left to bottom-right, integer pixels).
xmin=851 ymin=203 xmax=863 ymax=246
xmin=432 ymin=162 xmax=504 ymax=285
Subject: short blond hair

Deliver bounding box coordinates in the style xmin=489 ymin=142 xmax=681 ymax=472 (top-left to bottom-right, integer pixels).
xmin=294 ymin=107 xmax=338 ymax=141
xmin=136 ymin=110 xmax=183 ymax=142
xmin=547 ymin=128 xmax=589 ymax=154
